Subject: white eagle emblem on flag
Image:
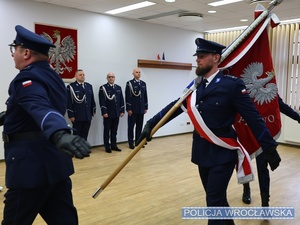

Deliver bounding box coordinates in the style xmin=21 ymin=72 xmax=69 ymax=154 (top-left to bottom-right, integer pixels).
xmin=240 ymin=62 xmax=278 ymax=105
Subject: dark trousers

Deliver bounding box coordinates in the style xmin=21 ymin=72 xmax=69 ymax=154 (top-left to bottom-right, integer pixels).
xmin=127 ymin=113 xmax=144 ymax=146
xmin=256 ymin=153 xmax=270 ymax=193
xmin=198 ymin=161 xmax=235 ymax=225
xmin=2 ymin=178 xmax=78 ymax=225
xmin=103 ymin=117 xmax=119 ymax=148
xmin=72 ymin=120 xmax=91 ymax=140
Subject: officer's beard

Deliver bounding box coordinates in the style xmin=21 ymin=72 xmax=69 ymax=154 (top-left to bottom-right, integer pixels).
xmin=195 ymin=65 xmax=212 ymax=77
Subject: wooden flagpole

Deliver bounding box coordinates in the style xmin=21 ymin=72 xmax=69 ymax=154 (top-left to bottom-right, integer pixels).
xmin=92 ymin=79 xmax=200 ymax=198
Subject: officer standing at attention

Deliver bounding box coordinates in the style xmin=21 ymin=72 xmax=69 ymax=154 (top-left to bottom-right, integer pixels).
xmin=67 ymin=69 xmax=96 ymax=140
xmin=125 ymin=68 xmax=148 ymax=149
xmin=99 ymin=72 xmax=125 ymax=153
xmin=0 ymin=111 xmax=4 ymax=193
xmin=0 ymin=110 xmax=4 ymax=193
xmin=137 ymin=38 xmax=281 ymax=225
xmin=1 ymin=25 xmax=91 ymax=225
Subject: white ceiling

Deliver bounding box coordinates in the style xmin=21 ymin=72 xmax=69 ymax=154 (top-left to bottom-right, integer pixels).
xmin=33 ymin=0 xmax=300 ymax=33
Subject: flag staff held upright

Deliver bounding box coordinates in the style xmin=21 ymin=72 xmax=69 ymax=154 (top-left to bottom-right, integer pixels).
xmin=92 ymin=0 xmax=283 ymax=199
xmin=220 ymin=0 xmax=283 ymax=64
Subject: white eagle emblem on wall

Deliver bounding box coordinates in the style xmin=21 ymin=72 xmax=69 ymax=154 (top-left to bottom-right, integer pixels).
xmin=240 ymin=62 xmax=277 ymax=105
xmin=41 ymin=30 xmax=76 ymax=75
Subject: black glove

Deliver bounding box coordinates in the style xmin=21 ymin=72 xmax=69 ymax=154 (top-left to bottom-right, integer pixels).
xmin=136 ymin=122 xmax=153 ymax=146
xmin=264 ymin=147 xmax=281 ymax=171
xmin=51 ymin=130 xmax=91 ymax=159
xmin=0 ymin=111 xmax=5 ymax=126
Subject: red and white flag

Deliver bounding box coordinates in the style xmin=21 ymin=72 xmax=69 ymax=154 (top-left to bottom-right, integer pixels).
xmin=219 ymin=5 xmax=281 ymax=158
xmin=22 ymin=80 xmax=32 ymax=88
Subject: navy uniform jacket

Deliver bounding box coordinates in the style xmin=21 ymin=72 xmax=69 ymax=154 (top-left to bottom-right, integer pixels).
xmin=125 ymin=79 xmax=148 ymax=114
xmin=278 ymin=96 xmax=300 ymax=121
xmin=67 ymin=81 xmax=96 ymax=121
xmin=99 ymin=83 xmax=125 ymax=118
xmin=147 ymin=71 xmax=277 ymax=167
xmin=3 ymin=61 xmax=74 ymax=189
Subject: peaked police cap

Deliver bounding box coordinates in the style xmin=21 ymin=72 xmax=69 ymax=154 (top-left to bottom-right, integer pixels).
xmin=9 ymin=25 xmax=55 ymax=55
xmin=193 ymin=38 xmax=226 ymax=56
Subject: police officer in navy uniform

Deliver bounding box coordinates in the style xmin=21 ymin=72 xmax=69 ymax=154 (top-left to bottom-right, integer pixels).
xmin=0 ymin=111 xmax=4 ymax=193
xmin=1 ymin=25 xmax=91 ymax=225
xmin=242 ymin=95 xmax=300 ymax=206
xmin=67 ymin=69 xmax=96 ymax=140
xmin=99 ymin=72 xmax=125 ymax=153
xmin=137 ymin=38 xmax=281 ymax=225
xmin=125 ymin=68 xmax=148 ymax=149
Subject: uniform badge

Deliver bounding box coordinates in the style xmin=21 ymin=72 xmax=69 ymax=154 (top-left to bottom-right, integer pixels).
xmin=22 ymin=80 xmax=32 ymax=87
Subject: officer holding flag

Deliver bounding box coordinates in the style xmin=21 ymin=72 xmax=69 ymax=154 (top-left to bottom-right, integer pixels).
xmin=137 ymin=38 xmax=281 ymax=225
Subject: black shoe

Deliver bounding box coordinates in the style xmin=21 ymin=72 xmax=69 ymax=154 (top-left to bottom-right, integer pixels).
xmin=105 ymin=148 xmax=112 ymax=153
xmin=129 ymin=145 xmax=134 ymax=149
xmin=111 ymin=147 xmax=122 ymax=151
xmin=261 ymin=192 xmax=270 ymax=207
xmin=242 ymin=188 xmax=251 ymax=204
xmin=224 ymin=219 xmax=235 ymax=225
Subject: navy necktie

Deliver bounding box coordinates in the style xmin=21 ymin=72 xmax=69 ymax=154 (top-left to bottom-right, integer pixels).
xmin=198 ymin=79 xmax=207 ymax=99
xmin=201 ymin=79 xmax=207 ymax=90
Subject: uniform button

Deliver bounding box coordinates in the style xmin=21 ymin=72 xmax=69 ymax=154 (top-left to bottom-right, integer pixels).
xmin=199 ymin=101 xmax=203 ymax=104
xmin=216 ymin=102 xmax=219 ymax=105
xmin=12 ymin=157 xmax=15 ymax=161
xmin=200 ymin=111 xmax=202 ymax=114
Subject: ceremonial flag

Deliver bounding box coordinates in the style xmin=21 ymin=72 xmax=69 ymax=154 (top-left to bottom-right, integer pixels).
xmin=162 ymin=52 xmax=165 ymax=60
xmin=157 ymin=54 xmax=161 ymax=60
xmin=219 ymin=5 xmax=281 ymax=158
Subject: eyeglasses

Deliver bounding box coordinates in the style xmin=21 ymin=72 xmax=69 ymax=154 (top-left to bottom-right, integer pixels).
xmin=10 ymin=45 xmax=25 ymax=54
xmin=107 ymin=76 xmax=115 ymax=78
xmin=9 ymin=42 xmax=24 ymax=54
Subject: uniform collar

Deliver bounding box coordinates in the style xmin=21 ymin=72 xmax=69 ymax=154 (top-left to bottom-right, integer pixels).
xmin=205 ymin=70 xmax=219 ymax=85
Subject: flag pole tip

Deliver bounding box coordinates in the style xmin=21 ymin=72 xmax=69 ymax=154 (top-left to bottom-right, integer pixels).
xmin=92 ymin=187 xmax=103 ymax=199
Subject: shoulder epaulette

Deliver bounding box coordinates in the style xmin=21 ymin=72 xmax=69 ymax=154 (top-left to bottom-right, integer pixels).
xmin=224 ymin=75 xmax=238 ymax=80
